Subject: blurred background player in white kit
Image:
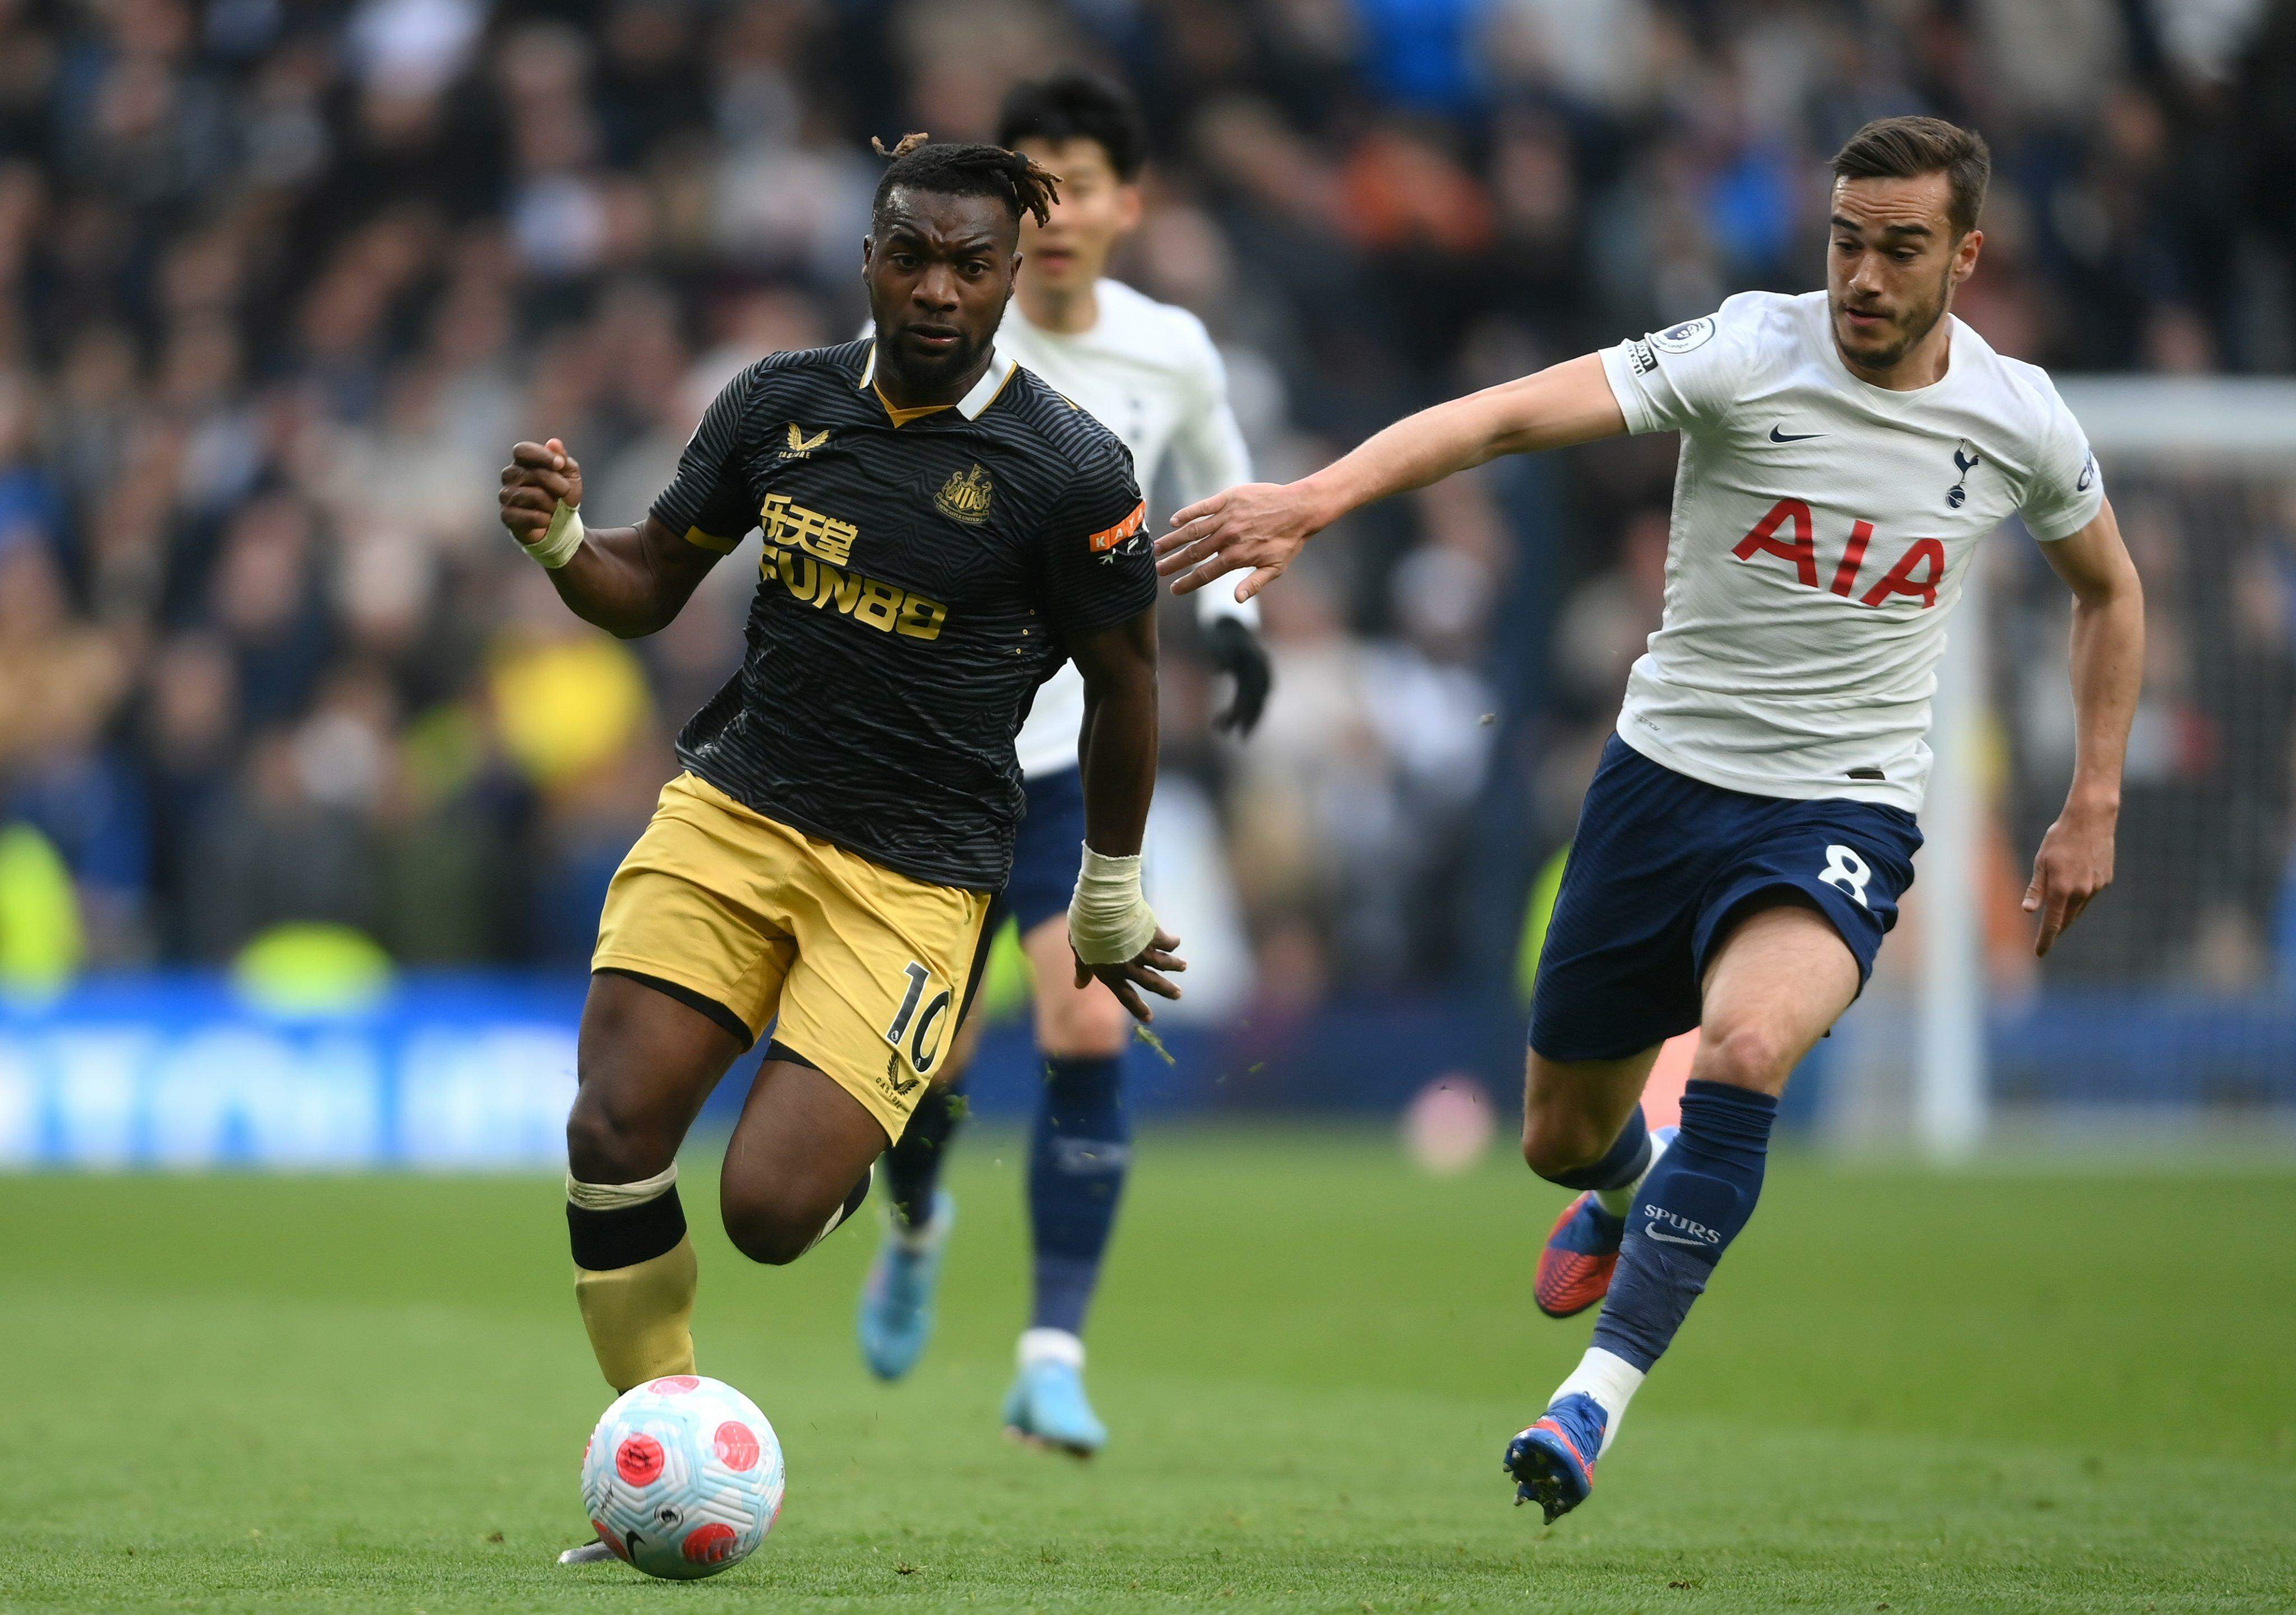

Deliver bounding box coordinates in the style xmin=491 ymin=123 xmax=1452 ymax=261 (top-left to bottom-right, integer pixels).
xmin=854 ymin=74 xmax=1272 ymax=1456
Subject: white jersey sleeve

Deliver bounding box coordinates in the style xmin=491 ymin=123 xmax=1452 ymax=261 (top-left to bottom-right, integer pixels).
xmin=1598 ymin=293 xmax=1776 ymax=437
xmin=1164 ymin=318 xmax=1260 ymax=626
xmin=2012 ymin=370 xmax=2106 ymax=541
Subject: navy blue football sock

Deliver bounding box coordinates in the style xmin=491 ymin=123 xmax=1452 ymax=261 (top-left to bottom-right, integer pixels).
xmin=1538 ymin=1104 xmax=1652 ymax=1192
xmin=883 ymin=1081 xmax=964 ymax=1231
xmin=1590 ymin=1079 xmax=1777 ymax=1372
xmin=1027 ymin=1055 xmax=1131 ymax=1336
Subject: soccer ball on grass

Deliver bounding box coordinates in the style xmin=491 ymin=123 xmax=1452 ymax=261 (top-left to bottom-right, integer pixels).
xmin=580 ymin=1374 xmax=784 ymax=1579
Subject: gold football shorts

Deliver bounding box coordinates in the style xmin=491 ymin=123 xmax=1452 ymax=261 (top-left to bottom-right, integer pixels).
xmin=592 ymin=772 xmax=992 ymax=1141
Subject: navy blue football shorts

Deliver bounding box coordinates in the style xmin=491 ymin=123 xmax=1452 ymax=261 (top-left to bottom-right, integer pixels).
xmin=1002 ymin=763 xmax=1089 ymax=937
xmin=1527 ymin=733 xmax=1923 ymax=1064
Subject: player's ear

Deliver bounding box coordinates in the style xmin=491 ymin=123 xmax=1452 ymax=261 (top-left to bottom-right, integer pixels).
xmin=1114 ymin=183 xmax=1143 ymax=234
xmin=1953 ymin=227 xmax=1982 ymax=284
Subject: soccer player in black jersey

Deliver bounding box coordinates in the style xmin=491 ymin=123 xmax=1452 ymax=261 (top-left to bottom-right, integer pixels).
xmin=498 ymin=140 xmax=1180 ymax=1560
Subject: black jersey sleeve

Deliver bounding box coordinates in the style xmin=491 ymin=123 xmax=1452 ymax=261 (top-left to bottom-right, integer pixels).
xmin=1034 ymin=433 xmax=1154 ymax=640
xmin=647 ymin=365 xmax=760 ymax=553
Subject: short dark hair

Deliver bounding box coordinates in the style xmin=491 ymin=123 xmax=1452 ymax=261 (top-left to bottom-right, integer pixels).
xmin=1831 ymin=115 xmax=1991 ymax=236
xmin=870 ymin=133 xmax=1061 ymax=233
xmin=997 ymin=72 xmax=1147 ymax=182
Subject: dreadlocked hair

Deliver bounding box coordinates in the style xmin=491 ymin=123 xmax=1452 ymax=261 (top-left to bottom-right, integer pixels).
xmin=870 ymin=133 xmax=1061 ymax=230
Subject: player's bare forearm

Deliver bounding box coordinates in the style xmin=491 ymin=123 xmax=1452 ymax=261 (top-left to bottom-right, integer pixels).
xmin=498 ymin=439 xmax=719 ymax=637
xmin=1065 ymin=608 xmax=1183 ymax=1021
xmin=1070 ymin=610 xmax=1159 ymax=857
xmin=2059 ymin=518 xmax=2144 ymax=811
xmin=547 ymin=518 xmax=718 ymax=639
xmin=2025 ymin=502 xmax=2144 ymax=954
xmin=1299 ymin=354 xmax=1628 ymax=521
xmin=1158 ymin=354 xmax=1625 ymax=601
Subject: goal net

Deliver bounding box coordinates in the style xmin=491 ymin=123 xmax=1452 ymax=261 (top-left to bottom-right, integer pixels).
xmin=1835 ymin=378 xmax=2296 ymax=1149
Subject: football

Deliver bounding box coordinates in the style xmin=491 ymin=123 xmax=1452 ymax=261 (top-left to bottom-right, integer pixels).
xmin=579 ymin=1375 xmax=784 ymax=1579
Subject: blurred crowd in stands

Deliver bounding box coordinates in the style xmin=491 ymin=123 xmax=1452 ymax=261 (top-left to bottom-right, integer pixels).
xmin=2 ymin=0 xmax=2293 ymax=998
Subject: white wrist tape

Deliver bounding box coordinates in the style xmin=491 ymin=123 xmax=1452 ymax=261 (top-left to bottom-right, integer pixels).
xmin=522 ymin=499 xmax=585 ymax=569
xmin=1068 ymin=843 xmax=1156 ymax=965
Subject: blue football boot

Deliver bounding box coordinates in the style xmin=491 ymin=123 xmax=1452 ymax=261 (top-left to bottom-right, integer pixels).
xmin=1505 ymin=1391 xmax=1608 ymax=1523
xmin=855 ymin=1192 xmax=952 ymax=1382
xmin=1002 ymin=1335 xmax=1106 ymax=1457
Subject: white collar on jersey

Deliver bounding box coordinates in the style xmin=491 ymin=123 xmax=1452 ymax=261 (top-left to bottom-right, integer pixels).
xmin=857 ymin=340 xmax=1016 ymax=420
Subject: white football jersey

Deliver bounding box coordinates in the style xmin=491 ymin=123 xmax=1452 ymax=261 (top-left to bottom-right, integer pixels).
xmin=1598 ymin=289 xmax=2104 ymax=813
xmin=996 ymin=280 xmax=1256 ymax=778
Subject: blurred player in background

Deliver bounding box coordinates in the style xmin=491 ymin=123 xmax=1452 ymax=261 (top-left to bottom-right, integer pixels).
xmin=498 ymin=137 xmax=1183 ymax=1563
xmin=855 ymin=73 xmax=1272 ymax=1459
xmin=1157 ymin=116 xmax=2145 ymax=1521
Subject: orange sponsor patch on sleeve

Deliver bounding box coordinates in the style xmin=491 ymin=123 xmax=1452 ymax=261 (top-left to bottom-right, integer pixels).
xmin=1087 ymin=502 xmax=1146 ymax=554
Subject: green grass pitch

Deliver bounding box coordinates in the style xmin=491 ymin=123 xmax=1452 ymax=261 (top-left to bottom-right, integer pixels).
xmin=4 ymin=1129 xmax=2293 ymax=1613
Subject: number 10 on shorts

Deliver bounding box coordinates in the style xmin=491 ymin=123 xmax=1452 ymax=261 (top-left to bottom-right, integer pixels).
xmin=1820 ymin=843 xmax=1872 ymax=908
xmin=885 ymin=962 xmax=953 ymax=1075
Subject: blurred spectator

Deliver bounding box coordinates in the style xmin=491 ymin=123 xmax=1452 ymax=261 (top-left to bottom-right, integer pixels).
xmin=0 ymin=0 xmax=2291 ymax=997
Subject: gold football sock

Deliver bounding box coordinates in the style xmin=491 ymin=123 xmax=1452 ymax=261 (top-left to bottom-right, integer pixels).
xmin=567 ymin=1165 xmax=698 ymax=1391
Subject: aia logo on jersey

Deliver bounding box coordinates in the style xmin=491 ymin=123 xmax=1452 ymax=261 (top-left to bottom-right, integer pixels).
xmin=1732 ymin=497 xmax=1944 ymax=610
xmin=1946 ymin=440 xmax=1980 ymax=508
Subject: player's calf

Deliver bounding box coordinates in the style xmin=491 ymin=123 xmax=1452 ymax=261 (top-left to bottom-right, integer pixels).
xmin=569 ymin=1164 xmax=700 ymax=1392
xmin=566 ymin=972 xmax=751 ymax=1391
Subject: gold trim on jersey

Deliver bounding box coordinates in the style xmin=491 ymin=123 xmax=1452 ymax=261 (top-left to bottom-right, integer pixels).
xmin=873 ymin=384 xmax=949 ymax=428
xmin=681 ymin=525 xmax=739 ymax=555
xmin=855 ymin=341 xmax=1017 ymax=423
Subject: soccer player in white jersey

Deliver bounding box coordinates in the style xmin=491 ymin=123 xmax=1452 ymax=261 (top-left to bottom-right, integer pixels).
xmin=1156 ymin=116 xmax=2144 ymax=1520
xmin=854 ymin=73 xmax=1271 ymax=1455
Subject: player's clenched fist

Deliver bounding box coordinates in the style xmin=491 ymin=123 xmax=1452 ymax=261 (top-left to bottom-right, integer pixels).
xmin=499 ymin=438 xmax=585 ymax=558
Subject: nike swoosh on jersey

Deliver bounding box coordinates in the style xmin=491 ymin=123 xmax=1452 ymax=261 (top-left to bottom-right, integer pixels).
xmin=1768 ymin=424 xmax=1823 ymax=443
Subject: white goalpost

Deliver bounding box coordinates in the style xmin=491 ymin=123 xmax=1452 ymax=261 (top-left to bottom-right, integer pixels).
xmin=1910 ymin=377 xmax=2296 ymax=1156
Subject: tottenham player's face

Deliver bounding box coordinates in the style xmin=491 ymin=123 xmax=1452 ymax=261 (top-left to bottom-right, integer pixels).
xmin=864 ymin=189 xmax=1021 ymax=396
xmin=1013 ymin=138 xmax=1141 ymax=296
xmin=1826 ymin=173 xmax=1980 ymax=377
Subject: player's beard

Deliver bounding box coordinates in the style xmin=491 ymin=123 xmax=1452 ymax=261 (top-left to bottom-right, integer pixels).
xmin=882 ymin=319 xmax=993 ymax=398
xmin=1840 ymin=259 xmax=1955 ymax=374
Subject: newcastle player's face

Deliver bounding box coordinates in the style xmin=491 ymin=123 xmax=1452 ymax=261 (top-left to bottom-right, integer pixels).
xmin=864 ymin=189 xmax=1021 ymax=392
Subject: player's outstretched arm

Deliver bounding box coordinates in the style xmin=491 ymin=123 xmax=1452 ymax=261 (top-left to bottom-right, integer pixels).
xmin=1066 ymin=607 xmax=1185 ymax=1022
xmin=498 ymin=438 xmax=721 ymax=638
xmin=2025 ymin=499 xmax=2144 ymax=956
xmin=1156 ymin=352 xmax=1627 ymax=602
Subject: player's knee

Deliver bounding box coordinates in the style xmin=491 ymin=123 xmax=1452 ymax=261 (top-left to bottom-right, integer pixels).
xmin=718 ymin=1190 xmax=816 ymax=1267
xmin=719 ymin=1177 xmax=842 ymax=1267
xmin=1519 ymin=1106 xmax=1610 ymax=1181
xmin=1035 ymin=981 xmax=1130 ymax=1060
xmin=1692 ymin=1019 xmax=1794 ymax=1096
xmin=565 ymin=1085 xmax=674 ymax=1186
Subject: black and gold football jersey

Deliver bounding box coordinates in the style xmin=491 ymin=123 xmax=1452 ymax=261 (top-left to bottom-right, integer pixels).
xmin=648 ymin=338 xmax=1154 ymax=892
